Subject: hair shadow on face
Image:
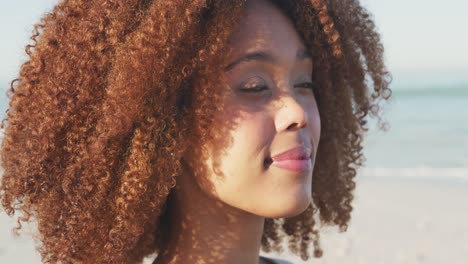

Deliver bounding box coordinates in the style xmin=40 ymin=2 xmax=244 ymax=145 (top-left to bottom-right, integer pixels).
xmin=153 ymin=2 xmax=314 ymax=262
xmin=151 ymin=9 xmax=257 ymax=264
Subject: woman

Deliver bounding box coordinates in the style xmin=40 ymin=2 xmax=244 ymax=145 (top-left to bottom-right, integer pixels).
xmin=0 ymin=0 xmax=391 ymax=263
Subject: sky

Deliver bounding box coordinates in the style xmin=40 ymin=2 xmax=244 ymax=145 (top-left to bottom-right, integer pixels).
xmin=0 ymin=0 xmax=467 ymax=90
xmin=361 ymin=0 xmax=468 ymax=87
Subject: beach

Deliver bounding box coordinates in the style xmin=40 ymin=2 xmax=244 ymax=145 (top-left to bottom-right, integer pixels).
xmin=2 ymin=174 xmax=467 ymax=263
xmin=260 ymin=174 xmax=468 ymax=264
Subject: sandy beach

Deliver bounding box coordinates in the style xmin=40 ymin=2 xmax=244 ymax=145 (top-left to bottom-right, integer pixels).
xmin=261 ymin=175 xmax=468 ymax=264
xmin=1 ymin=174 xmax=467 ymax=264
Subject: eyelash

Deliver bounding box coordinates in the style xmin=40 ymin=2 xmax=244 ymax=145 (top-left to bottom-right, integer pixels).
xmin=239 ymin=82 xmax=319 ymax=93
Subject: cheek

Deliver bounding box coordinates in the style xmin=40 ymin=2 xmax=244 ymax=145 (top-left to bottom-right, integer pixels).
xmin=207 ymin=112 xmax=272 ymax=187
xmin=207 ymin=113 xmax=278 ymax=211
xmin=312 ymin=106 xmax=321 ymax=135
xmin=224 ymin=112 xmax=273 ymax=172
xmin=305 ymin=98 xmax=321 ymax=144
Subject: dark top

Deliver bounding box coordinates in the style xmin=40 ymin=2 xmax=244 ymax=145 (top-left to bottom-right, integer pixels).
xmin=259 ymin=256 xmax=293 ymax=264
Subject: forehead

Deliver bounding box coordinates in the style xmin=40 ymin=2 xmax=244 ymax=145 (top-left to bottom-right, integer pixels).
xmin=226 ymin=0 xmax=306 ymax=57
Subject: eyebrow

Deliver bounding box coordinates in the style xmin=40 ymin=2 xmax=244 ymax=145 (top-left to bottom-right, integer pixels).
xmin=223 ymin=48 xmax=312 ymax=72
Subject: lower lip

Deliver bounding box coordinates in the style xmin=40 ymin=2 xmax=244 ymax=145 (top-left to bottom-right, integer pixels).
xmin=271 ymin=158 xmax=312 ymax=172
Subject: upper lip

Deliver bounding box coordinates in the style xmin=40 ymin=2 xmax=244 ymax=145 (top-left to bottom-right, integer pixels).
xmin=271 ymin=146 xmax=312 ymax=162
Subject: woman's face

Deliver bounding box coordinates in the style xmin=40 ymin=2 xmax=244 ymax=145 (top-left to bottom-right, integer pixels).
xmin=191 ymin=0 xmax=321 ymax=219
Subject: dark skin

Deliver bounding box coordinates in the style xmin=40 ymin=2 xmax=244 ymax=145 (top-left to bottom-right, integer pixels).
xmin=153 ymin=0 xmax=318 ymax=263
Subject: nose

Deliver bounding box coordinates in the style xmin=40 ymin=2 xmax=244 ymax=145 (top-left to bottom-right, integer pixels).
xmin=274 ymin=95 xmax=308 ymax=132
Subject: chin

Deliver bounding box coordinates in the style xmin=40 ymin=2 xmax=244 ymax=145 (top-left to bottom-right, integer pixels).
xmin=259 ymin=195 xmax=312 ymax=219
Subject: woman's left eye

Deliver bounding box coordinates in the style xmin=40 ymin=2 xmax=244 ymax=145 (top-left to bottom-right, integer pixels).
xmin=294 ymin=82 xmax=319 ymax=90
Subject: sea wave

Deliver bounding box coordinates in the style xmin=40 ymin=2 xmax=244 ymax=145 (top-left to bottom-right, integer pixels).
xmin=392 ymin=84 xmax=468 ymax=97
xmin=358 ymin=167 xmax=468 ymax=181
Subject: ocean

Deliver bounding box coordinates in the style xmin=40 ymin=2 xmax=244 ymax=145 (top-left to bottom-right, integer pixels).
xmin=360 ymin=84 xmax=468 ymax=181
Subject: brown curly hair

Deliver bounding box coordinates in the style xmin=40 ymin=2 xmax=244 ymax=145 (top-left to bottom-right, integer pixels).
xmin=0 ymin=0 xmax=392 ymax=263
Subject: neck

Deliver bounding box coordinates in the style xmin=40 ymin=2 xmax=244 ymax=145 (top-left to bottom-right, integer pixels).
xmin=153 ymin=163 xmax=265 ymax=264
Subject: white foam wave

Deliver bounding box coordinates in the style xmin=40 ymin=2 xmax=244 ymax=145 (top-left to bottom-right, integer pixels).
xmin=358 ymin=167 xmax=468 ymax=181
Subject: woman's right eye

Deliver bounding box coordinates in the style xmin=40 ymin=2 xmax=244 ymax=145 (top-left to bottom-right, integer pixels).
xmin=237 ymin=76 xmax=268 ymax=93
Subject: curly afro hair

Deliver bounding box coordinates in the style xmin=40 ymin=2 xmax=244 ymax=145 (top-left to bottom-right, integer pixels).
xmin=0 ymin=0 xmax=391 ymax=263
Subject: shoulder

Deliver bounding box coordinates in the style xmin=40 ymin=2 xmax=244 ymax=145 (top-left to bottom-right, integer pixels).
xmin=260 ymin=256 xmax=294 ymax=264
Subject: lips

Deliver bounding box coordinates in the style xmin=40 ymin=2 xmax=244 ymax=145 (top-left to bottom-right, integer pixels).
xmin=264 ymin=145 xmax=313 ymax=172
xmin=270 ymin=146 xmax=312 ymax=162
